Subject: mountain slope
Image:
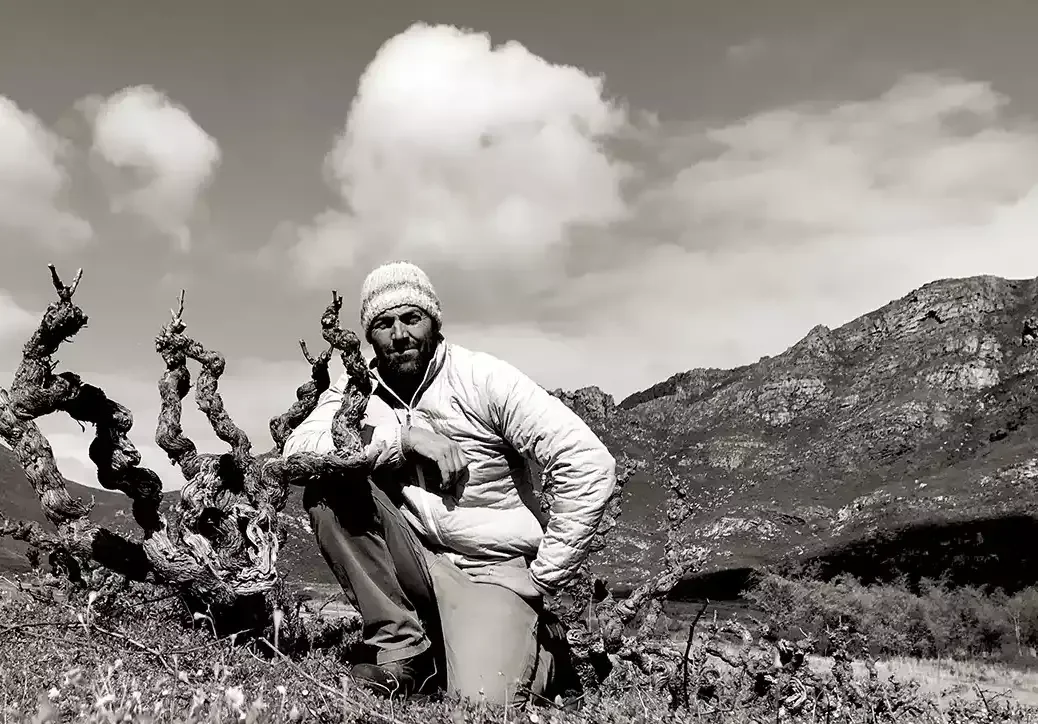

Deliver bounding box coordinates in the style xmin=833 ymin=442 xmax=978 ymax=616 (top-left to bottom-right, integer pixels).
xmin=0 ymin=444 xmax=137 ymax=572
xmin=569 ymin=274 xmax=1038 ymax=597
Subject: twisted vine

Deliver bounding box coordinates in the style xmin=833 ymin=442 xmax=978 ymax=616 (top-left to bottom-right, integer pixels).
xmin=257 ymin=290 xmax=374 ymax=493
xmin=541 ymin=460 xmax=707 ymax=700
xmin=0 ymin=266 xmax=375 ymax=606
xmin=0 ymin=267 xmax=152 ymax=577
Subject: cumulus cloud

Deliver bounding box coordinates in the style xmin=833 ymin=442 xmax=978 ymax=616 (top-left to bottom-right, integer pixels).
xmin=382 ymin=73 xmax=1038 ymax=400
xmin=0 ymin=96 xmax=92 ymax=245
xmin=84 ymin=85 xmax=220 ymax=251
xmin=276 ymin=56 xmax=1038 ymax=402
xmin=664 ymin=74 xmax=1038 ymax=242
xmin=287 ymin=22 xmax=631 ymax=286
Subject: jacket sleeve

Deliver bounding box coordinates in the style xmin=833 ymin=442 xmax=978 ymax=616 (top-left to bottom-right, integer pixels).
xmin=282 ymin=369 xmax=405 ymax=470
xmin=484 ymin=357 xmax=617 ymax=596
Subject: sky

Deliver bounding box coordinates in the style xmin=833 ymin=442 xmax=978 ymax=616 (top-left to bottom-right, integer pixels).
xmin=3 ymin=0 xmax=1038 ymax=490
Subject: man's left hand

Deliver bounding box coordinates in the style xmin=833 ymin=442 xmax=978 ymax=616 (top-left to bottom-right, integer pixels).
xmin=512 ymin=573 xmax=546 ymax=612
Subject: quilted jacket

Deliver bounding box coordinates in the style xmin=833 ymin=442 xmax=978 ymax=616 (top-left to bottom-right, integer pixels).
xmin=282 ymin=341 xmax=617 ymax=595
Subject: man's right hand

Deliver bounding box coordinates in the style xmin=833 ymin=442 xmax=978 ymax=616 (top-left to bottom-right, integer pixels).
xmin=402 ymin=426 xmax=469 ymax=491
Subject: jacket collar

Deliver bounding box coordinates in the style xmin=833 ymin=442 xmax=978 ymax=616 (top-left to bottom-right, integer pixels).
xmin=368 ymin=339 xmax=448 ymax=409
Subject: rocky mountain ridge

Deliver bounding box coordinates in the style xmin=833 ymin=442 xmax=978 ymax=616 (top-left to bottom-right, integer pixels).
xmin=561 ymin=274 xmax=1038 ymax=597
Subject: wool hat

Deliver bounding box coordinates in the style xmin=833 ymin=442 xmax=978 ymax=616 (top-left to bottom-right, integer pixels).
xmin=359 ymin=261 xmax=443 ymax=334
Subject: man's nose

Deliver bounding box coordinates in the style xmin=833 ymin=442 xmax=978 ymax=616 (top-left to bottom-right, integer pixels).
xmin=389 ymin=320 xmax=407 ymax=339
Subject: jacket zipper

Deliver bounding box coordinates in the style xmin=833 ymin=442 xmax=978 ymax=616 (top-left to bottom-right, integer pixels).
xmin=373 ymin=350 xmax=440 ymax=490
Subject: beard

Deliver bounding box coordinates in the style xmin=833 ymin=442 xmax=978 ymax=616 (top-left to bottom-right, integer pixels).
xmin=380 ymin=339 xmax=437 ymax=380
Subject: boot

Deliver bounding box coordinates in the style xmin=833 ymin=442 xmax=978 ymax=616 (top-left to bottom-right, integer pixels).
xmin=350 ymin=651 xmax=438 ymax=699
xmin=538 ymin=611 xmax=586 ymax=710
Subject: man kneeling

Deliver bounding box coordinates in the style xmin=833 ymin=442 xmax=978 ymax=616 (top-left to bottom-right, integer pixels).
xmin=283 ymin=262 xmax=617 ymax=707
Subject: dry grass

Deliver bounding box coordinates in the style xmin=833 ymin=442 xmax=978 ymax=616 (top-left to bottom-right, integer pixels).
xmin=654 ymin=600 xmax=1038 ymax=709
xmin=0 ymin=573 xmax=664 ymax=724
xmin=876 ymin=656 xmax=1038 ymax=707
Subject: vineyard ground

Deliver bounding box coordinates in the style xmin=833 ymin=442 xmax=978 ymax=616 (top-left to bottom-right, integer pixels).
xmin=264 ymin=579 xmax=1038 ymax=710
xmin=4 ymin=573 xmax=1038 ymax=721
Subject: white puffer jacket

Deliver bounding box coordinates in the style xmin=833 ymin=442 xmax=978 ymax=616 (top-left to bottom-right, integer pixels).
xmin=283 ymin=341 xmax=617 ymax=595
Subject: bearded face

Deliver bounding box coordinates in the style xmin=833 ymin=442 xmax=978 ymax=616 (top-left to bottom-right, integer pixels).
xmin=368 ymin=305 xmax=439 ymax=381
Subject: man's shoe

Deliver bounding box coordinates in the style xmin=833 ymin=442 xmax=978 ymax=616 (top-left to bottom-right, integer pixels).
xmin=350 ymin=653 xmax=438 ymax=699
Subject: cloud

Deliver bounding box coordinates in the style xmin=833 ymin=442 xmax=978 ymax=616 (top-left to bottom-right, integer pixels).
xmin=433 ymin=74 xmax=1038 ymax=400
xmin=273 ymin=60 xmax=1038 ymax=403
xmin=285 ymin=22 xmax=632 ymax=287
xmin=516 ymin=74 xmax=1038 ymax=397
xmin=0 ymin=292 xmax=37 ymax=345
xmin=663 ymin=74 xmax=1038 ymax=242
xmin=658 ymin=73 xmax=1038 ymax=287
xmin=84 ymin=85 xmax=220 ymax=251
xmin=0 ymin=96 xmax=93 ymax=246
xmin=726 ymin=39 xmax=767 ymax=64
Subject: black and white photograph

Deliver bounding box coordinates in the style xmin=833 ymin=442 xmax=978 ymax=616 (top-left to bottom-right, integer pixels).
xmin=1 ymin=2 xmax=1037 ymax=721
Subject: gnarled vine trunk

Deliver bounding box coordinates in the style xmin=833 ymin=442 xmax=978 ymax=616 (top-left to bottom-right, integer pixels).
xmin=539 ymin=459 xmax=707 ymax=699
xmin=0 ymin=265 xmax=373 ymax=608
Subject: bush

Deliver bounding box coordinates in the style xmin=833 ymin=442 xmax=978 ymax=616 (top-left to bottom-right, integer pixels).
xmin=744 ymin=571 xmax=1038 ymax=665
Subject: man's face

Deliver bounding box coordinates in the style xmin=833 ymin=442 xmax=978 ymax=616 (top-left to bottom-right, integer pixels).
xmin=368 ymin=305 xmax=439 ymax=378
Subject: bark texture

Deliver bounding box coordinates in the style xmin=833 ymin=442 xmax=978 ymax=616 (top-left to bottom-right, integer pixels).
xmin=0 ymin=268 xmax=373 ymax=605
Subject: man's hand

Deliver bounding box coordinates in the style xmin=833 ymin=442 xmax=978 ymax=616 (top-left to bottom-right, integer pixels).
xmin=402 ymin=426 xmax=469 ymax=491
xmin=515 ymin=573 xmax=546 ymax=612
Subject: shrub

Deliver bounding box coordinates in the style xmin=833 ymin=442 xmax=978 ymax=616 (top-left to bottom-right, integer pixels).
xmin=745 ymin=571 xmax=1038 ymax=665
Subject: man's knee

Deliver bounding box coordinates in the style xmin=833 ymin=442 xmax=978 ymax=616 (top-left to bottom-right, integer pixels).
xmin=304 ymin=481 xmax=378 ymax=536
xmin=449 ymin=616 xmax=553 ymax=707
xmin=433 ymin=570 xmax=548 ymax=707
xmin=447 ymin=624 xmax=543 ymax=706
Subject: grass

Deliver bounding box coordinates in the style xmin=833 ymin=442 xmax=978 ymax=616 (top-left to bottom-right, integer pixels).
xmin=802 ymin=655 xmax=1038 ymax=709
xmin=3 ymin=572 xmax=1038 ymax=723
xmin=0 ymin=573 xmax=674 ymax=723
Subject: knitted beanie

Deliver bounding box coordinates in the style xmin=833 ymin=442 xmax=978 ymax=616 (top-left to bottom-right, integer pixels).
xmin=359 ymin=261 xmax=443 ymax=334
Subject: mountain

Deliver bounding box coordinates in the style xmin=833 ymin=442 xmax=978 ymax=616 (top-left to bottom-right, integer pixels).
xmin=3 ymin=273 xmax=1038 ymax=600
xmin=563 ymin=274 xmax=1038 ymax=598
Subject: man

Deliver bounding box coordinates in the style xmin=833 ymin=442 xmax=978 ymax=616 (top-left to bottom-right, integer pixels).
xmin=283 ymin=261 xmax=617 ymax=707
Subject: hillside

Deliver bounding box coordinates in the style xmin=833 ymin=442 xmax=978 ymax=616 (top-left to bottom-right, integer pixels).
xmin=0 ymin=445 xmax=133 ymax=573
xmin=563 ymin=274 xmax=1038 ymax=598
xmin=3 ymin=273 xmax=1038 ymax=601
